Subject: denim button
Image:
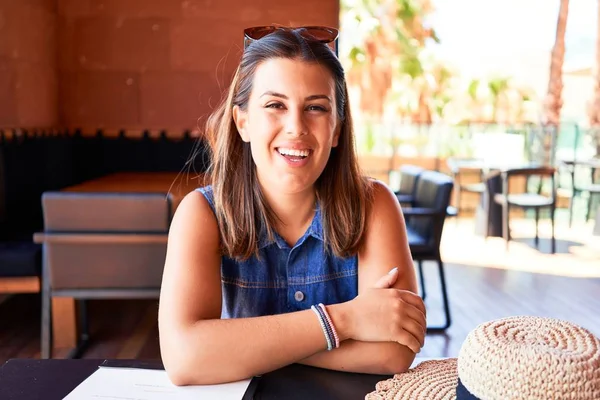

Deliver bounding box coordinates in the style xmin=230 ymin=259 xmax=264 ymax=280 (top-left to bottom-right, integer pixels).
xmin=294 ymin=291 xmax=305 ymax=302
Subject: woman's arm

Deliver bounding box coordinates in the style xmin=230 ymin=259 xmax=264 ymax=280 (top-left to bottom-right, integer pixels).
xmin=298 ymin=181 xmax=424 ymax=374
xmin=158 ymin=189 xmax=425 ymax=385
xmin=159 ymin=192 xmax=331 ymax=385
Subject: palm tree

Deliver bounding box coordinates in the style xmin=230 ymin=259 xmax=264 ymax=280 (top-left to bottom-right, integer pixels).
xmin=590 ymin=1 xmax=600 ymax=127
xmin=588 ymin=0 xmax=600 ymax=159
xmin=488 ymin=77 xmax=510 ymax=123
xmin=342 ymin=0 xmax=439 ymax=120
xmin=544 ymin=0 xmax=570 ymax=127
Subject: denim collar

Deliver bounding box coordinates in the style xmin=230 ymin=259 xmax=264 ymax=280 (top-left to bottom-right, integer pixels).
xmin=258 ymin=202 xmax=323 ymax=249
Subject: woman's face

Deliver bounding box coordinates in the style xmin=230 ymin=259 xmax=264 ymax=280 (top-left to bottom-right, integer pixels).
xmin=233 ymin=57 xmax=340 ymax=196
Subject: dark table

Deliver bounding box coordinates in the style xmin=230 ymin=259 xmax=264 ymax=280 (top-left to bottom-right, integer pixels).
xmin=0 ymin=359 xmax=392 ymax=400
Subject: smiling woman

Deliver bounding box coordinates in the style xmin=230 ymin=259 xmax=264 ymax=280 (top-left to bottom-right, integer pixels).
xmin=234 ymin=58 xmax=340 ymax=208
xmin=157 ymin=26 xmax=425 ymax=386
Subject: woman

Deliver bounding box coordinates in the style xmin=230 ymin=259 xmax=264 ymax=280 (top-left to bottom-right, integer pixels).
xmin=158 ymin=26 xmax=426 ymax=385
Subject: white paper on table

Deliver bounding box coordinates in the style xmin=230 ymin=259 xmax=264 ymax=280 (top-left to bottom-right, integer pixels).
xmin=62 ymin=366 xmax=252 ymax=400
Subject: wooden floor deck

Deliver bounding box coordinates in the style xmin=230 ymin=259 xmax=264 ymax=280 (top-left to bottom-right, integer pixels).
xmin=2 ymin=215 xmax=599 ymax=365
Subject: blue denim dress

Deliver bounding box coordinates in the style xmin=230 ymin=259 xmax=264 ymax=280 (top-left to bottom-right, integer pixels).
xmin=197 ymin=186 xmax=358 ymax=318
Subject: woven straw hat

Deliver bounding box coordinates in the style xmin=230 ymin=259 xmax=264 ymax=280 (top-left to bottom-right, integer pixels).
xmin=366 ymin=316 xmax=600 ymax=400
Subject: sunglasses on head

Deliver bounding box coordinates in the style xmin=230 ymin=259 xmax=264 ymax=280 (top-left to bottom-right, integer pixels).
xmin=243 ymin=25 xmax=339 ymax=56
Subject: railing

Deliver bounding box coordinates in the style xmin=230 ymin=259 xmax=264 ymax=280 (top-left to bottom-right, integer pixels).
xmin=353 ymin=120 xmax=599 ymax=193
xmin=353 ymin=119 xmax=593 ymax=161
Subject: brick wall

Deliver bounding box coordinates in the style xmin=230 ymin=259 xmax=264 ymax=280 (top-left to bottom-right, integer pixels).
xmin=0 ymin=0 xmax=58 ymax=128
xmin=0 ymin=0 xmax=339 ymax=134
xmin=57 ymin=0 xmax=340 ymax=134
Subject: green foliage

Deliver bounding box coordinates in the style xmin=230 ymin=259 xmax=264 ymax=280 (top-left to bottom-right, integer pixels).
xmin=468 ymin=80 xmax=480 ymax=101
xmin=401 ymin=54 xmax=424 ymax=79
xmin=348 ymin=46 xmax=366 ymax=66
xmin=488 ymin=77 xmax=510 ymax=97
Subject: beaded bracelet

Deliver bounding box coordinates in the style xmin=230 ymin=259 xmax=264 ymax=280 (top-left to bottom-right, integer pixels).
xmin=315 ymin=305 xmax=335 ymax=349
xmin=311 ymin=305 xmax=333 ymax=351
xmin=318 ymin=303 xmax=340 ymax=349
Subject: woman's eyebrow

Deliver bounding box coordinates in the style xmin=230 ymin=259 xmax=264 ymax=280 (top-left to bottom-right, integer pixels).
xmin=260 ymin=91 xmax=287 ymax=99
xmin=260 ymin=91 xmax=331 ymax=103
xmin=305 ymin=94 xmax=332 ymax=103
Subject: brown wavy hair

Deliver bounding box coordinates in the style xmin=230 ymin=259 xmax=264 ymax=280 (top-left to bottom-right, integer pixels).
xmin=203 ymin=28 xmax=373 ymax=260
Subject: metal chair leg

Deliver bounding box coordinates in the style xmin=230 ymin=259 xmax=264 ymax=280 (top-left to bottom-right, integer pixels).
xmin=41 ymin=247 xmax=52 ymax=359
xmin=417 ymin=260 xmax=426 ymax=300
xmin=503 ymin=202 xmax=510 ymax=251
xmin=41 ymin=285 xmax=52 ymax=359
xmin=79 ymin=299 xmax=90 ymax=342
xmin=534 ymin=208 xmax=540 ymax=248
xmin=586 ymin=194 xmax=593 ymax=222
xmin=568 ymin=190 xmax=575 ymax=228
xmin=63 ymin=299 xmax=90 ymax=359
xmin=426 ymin=258 xmax=451 ymax=333
xmin=551 ymin=206 xmax=556 ymax=254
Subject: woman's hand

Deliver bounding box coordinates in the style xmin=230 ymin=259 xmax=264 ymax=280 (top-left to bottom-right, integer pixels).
xmin=342 ymin=268 xmax=427 ymax=353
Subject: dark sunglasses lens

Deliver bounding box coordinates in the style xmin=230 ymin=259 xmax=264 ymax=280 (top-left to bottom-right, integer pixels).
xmin=301 ymin=27 xmax=337 ymax=42
xmin=245 ymin=26 xmax=276 ymax=40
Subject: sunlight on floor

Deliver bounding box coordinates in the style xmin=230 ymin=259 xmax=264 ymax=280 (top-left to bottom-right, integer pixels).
xmin=441 ymin=217 xmax=600 ymax=278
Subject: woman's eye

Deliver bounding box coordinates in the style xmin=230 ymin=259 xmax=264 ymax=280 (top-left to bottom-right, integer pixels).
xmin=266 ymin=103 xmax=284 ymax=109
xmin=307 ymin=105 xmax=327 ymax=112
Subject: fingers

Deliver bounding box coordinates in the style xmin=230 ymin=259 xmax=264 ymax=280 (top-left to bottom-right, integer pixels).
xmin=395 ymin=328 xmax=422 ymax=354
xmin=404 ymin=309 xmax=426 ymax=347
xmin=397 ymin=290 xmax=427 ymax=317
xmin=373 ymin=267 xmax=399 ymax=289
xmin=387 ymin=292 xmax=426 ymax=352
xmin=390 ymin=301 xmax=426 ymax=350
xmin=404 ymin=303 xmax=427 ymax=339
xmin=392 ymin=315 xmax=425 ymax=353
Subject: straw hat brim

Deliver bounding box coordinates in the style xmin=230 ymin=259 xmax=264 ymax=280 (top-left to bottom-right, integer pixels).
xmin=365 ymin=358 xmax=458 ymax=400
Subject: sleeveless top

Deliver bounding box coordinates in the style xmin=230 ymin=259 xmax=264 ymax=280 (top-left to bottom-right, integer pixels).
xmin=196 ymin=186 xmax=358 ymax=319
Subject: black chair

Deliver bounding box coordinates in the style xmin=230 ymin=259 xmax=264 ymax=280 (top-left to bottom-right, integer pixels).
xmin=394 ymin=165 xmax=424 ymax=205
xmin=492 ymin=166 xmax=557 ymax=253
xmin=403 ymin=170 xmax=454 ymax=332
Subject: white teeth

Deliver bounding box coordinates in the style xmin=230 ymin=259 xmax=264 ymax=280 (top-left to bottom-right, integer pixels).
xmin=277 ymin=148 xmax=310 ymax=157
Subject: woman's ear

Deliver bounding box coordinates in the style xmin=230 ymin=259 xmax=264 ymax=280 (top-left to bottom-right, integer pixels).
xmin=232 ymin=105 xmax=250 ymax=142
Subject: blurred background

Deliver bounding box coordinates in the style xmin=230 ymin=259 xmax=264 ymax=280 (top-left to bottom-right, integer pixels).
xmin=0 ymin=0 xmax=598 ymax=363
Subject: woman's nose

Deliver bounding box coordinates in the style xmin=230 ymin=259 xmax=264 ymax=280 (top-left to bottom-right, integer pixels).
xmin=285 ymin=109 xmax=308 ymax=136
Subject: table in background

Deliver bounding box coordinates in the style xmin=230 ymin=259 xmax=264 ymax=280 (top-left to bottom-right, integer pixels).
xmin=0 ymin=358 xmax=394 ymax=400
xmin=43 ymin=172 xmax=204 ymax=357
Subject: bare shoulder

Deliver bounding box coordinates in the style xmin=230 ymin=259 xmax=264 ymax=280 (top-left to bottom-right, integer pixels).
xmin=170 ymin=190 xmax=219 ymax=241
xmin=358 ymin=179 xmax=416 ymax=292
xmin=164 ymin=188 xmax=221 ymax=286
xmin=164 ymin=187 xmax=221 ymax=278
xmin=159 ymin=189 xmax=222 ymax=324
xmin=366 ymin=179 xmax=403 ymax=225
